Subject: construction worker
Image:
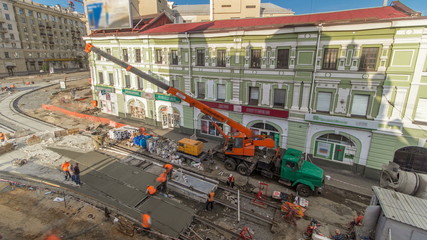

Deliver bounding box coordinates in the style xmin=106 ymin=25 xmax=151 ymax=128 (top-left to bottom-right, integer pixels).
xmin=163 ymin=163 xmax=173 ymax=178
xmin=146 ymin=185 xmax=157 ymax=195
xmin=61 ymin=161 xmax=71 ymax=180
xmin=227 ymin=174 xmax=235 ymax=188
xmin=0 ymin=132 xmax=5 ymax=142
xmin=156 ymin=172 xmax=167 ymax=192
xmin=205 ymin=191 xmax=215 ymax=211
xmin=141 ymin=212 xmax=152 ymax=235
xmin=44 ymin=234 xmax=61 ymax=240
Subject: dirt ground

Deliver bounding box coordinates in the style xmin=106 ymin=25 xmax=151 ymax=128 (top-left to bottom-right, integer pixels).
xmin=0 ymin=182 xmax=147 ymax=240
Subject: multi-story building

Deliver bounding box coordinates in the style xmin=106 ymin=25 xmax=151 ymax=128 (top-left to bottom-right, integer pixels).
xmin=172 ymin=0 xmax=294 ymax=23
xmin=0 ymin=0 xmax=87 ymax=77
xmin=0 ymin=0 xmax=25 ymax=76
xmin=85 ymin=2 xmax=427 ymax=179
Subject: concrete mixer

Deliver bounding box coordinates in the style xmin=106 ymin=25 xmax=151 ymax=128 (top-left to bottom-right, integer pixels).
xmin=380 ymin=162 xmax=427 ymax=199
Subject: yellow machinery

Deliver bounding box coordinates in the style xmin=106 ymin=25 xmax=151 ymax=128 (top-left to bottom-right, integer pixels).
xmin=177 ymin=138 xmax=204 ymax=157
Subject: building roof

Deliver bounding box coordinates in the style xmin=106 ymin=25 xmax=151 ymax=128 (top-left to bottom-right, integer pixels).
xmin=373 ymin=186 xmax=427 ymax=231
xmin=261 ymin=3 xmax=294 ymax=15
xmin=173 ymin=3 xmax=293 ymax=15
xmin=173 ymin=4 xmax=210 ymax=15
xmin=144 ymin=5 xmax=412 ymax=34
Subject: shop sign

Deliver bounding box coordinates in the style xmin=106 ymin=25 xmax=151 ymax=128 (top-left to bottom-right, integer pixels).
xmin=305 ymin=114 xmax=379 ymax=130
xmin=122 ymin=89 xmax=142 ymax=97
xmin=200 ymin=101 xmax=289 ymax=118
xmin=155 ymin=94 xmax=181 ymax=103
xmin=95 ymin=85 xmax=115 ymax=93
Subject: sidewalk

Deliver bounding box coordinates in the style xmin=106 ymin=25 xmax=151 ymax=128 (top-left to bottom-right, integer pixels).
xmin=96 ymin=112 xmax=378 ymax=198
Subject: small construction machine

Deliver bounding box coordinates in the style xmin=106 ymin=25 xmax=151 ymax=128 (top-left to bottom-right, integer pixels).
xmin=85 ymin=43 xmax=324 ymax=196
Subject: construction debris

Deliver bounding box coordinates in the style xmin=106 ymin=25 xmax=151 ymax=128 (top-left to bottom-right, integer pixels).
xmin=26 ymin=135 xmax=41 ymax=145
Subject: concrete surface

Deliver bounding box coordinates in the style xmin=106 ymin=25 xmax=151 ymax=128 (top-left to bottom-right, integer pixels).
xmin=49 ymin=148 xmax=195 ymax=237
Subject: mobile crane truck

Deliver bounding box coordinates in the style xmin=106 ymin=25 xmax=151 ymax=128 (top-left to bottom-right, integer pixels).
xmin=85 ymin=43 xmax=324 ymax=197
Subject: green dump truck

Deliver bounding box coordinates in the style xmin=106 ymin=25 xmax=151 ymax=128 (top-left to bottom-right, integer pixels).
xmin=219 ymin=147 xmax=324 ymax=197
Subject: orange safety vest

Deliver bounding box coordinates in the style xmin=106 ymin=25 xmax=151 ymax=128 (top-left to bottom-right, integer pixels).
xmin=141 ymin=214 xmax=151 ymax=228
xmin=164 ymin=164 xmax=173 ymax=173
xmin=61 ymin=162 xmax=70 ymax=171
xmin=0 ymin=133 xmax=4 ymax=140
xmin=147 ymin=186 xmax=157 ymax=195
xmin=45 ymin=234 xmax=61 ymax=240
xmin=156 ymin=173 xmax=167 ymax=183
xmin=208 ymin=191 xmax=215 ymax=202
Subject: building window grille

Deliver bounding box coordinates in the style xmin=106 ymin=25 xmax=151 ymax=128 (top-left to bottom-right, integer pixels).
xmin=155 ymin=49 xmax=162 ymax=64
xmin=276 ymin=49 xmax=289 ymax=69
xmin=273 ymin=89 xmax=286 ymax=108
xmin=250 ymin=49 xmax=261 ymax=68
xmin=196 ymin=49 xmax=205 ymax=66
xmin=248 ymin=87 xmax=259 ymax=105
xmin=171 ymin=50 xmax=178 ymax=65
xmin=135 ymin=49 xmax=141 ymax=62
xmin=322 ymin=48 xmax=339 ymax=70
xmin=359 ymin=47 xmax=379 ymax=71
xmin=217 ymin=50 xmax=226 ymax=67
xmin=123 ymin=49 xmax=128 ymax=62
xmin=197 ymin=82 xmax=205 ymax=99
xmin=217 ymin=84 xmax=226 ymax=101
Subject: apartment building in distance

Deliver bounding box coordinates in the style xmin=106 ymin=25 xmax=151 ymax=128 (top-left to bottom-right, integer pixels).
xmin=0 ymin=0 xmax=87 ymax=77
xmin=85 ymin=1 xmax=427 ymax=179
xmin=172 ymin=0 xmax=294 ymax=23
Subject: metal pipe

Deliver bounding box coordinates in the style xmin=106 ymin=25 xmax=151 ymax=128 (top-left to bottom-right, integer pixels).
xmin=308 ymin=23 xmax=323 ymax=113
xmin=237 ymin=189 xmax=240 ymax=222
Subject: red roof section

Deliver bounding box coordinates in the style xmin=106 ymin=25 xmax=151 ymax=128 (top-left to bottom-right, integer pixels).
xmin=143 ymin=6 xmax=410 ymax=34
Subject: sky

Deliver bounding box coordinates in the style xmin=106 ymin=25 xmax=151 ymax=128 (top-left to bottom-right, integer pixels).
xmin=36 ymin=0 xmax=426 ymax=16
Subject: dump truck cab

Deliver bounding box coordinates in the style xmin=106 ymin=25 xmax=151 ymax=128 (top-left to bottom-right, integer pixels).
xmin=280 ymin=148 xmax=324 ymax=197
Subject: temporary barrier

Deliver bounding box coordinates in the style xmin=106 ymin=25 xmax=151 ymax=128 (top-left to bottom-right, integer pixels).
xmin=42 ymin=104 xmax=127 ymax=128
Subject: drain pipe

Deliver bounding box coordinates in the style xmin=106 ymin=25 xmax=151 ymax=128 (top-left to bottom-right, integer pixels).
xmin=185 ymin=32 xmax=197 ymax=138
xmin=305 ymin=24 xmax=322 ymax=161
xmin=308 ymin=23 xmax=322 ymax=114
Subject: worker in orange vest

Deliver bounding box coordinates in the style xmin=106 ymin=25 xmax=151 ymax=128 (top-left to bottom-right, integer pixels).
xmin=146 ymin=185 xmax=157 ymax=195
xmin=0 ymin=132 xmax=5 ymax=142
xmin=141 ymin=212 xmax=152 ymax=235
xmin=205 ymin=191 xmax=215 ymax=211
xmin=227 ymin=174 xmax=235 ymax=188
xmin=44 ymin=234 xmax=61 ymax=240
xmin=156 ymin=172 xmax=167 ymax=192
xmin=61 ymin=161 xmax=71 ymax=181
xmin=163 ymin=163 xmax=173 ymax=178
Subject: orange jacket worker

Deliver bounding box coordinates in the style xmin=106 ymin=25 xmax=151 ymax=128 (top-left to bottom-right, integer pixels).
xmin=146 ymin=185 xmax=157 ymax=195
xmin=163 ymin=163 xmax=173 ymax=173
xmin=0 ymin=132 xmax=4 ymax=142
xmin=141 ymin=212 xmax=152 ymax=230
xmin=61 ymin=161 xmax=71 ymax=180
xmin=156 ymin=172 xmax=167 ymax=183
xmin=205 ymin=191 xmax=215 ymax=211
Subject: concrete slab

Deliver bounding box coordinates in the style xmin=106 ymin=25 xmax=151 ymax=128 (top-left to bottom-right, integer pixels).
xmin=169 ymin=168 xmax=218 ymax=202
xmin=81 ymin=171 xmax=146 ymax=207
xmin=137 ymin=197 xmax=196 ymax=238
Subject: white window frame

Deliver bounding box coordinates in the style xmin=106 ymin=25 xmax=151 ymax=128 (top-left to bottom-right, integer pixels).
xmin=415 ymin=98 xmax=427 ymax=122
xmin=316 ymin=92 xmax=332 ymax=112
xmin=351 ymin=94 xmax=369 ymax=116
xmin=217 ymin=84 xmax=226 ymax=101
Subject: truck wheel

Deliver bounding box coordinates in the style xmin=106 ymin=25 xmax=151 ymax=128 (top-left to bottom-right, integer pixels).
xmin=237 ymin=163 xmax=249 ymax=176
xmin=296 ymin=184 xmax=312 ymax=197
xmin=224 ymin=158 xmax=236 ymax=171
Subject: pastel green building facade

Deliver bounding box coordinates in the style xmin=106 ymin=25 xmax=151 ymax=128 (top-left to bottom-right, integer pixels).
xmin=85 ymin=10 xmax=427 ymax=179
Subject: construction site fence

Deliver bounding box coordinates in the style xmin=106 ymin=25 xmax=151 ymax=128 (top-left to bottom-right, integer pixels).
xmin=42 ymin=104 xmax=127 ymax=128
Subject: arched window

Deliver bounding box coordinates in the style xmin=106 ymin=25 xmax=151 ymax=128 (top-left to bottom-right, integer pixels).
xmin=314 ymin=133 xmax=356 ymax=163
xmin=394 ymin=147 xmax=427 ymax=174
xmin=249 ymin=122 xmax=280 ymax=146
xmin=128 ymin=99 xmax=145 ymax=119
xmin=201 ymin=115 xmax=223 ymax=137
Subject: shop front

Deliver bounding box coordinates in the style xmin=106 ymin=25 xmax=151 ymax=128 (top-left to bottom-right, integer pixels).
xmin=155 ymin=94 xmax=181 ymax=129
xmin=95 ymin=86 xmax=117 ymax=115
